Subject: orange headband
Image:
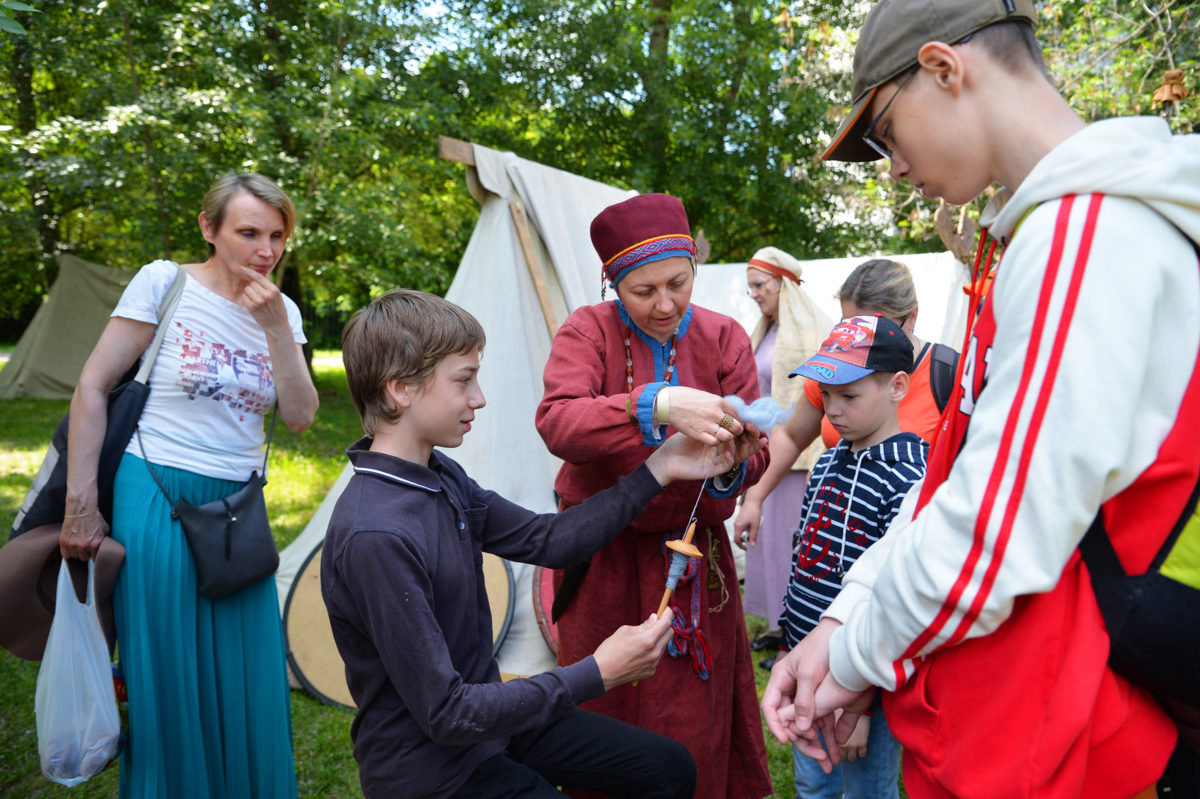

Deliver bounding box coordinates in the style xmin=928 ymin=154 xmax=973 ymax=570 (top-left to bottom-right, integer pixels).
xmin=748 ymin=258 xmax=801 ymax=285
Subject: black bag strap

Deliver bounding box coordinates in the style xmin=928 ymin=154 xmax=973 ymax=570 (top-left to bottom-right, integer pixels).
xmin=928 ymin=342 xmax=960 ymax=414
xmin=915 ymin=342 xmax=931 ymax=369
xmin=137 ymin=408 xmax=277 ymax=509
xmin=1078 ymin=512 xmax=1126 ymax=582
xmin=1082 ymin=467 xmax=1200 ymax=582
xmin=136 ymin=428 xmax=177 ymax=509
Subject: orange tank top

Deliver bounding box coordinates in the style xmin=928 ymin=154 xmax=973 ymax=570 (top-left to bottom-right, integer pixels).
xmin=804 ymin=344 xmax=944 ymax=446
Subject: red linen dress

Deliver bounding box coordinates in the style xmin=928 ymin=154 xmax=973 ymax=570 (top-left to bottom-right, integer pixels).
xmin=536 ymin=300 xmax=773 ymax=799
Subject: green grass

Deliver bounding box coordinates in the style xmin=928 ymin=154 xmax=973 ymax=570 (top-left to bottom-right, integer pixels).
xmin=0 ymin=350 xmax=860 ymax=798
xmin=746 ymin=613 xmax=800 ymax=798
xmin=0 ymin=351 xmax=363 ymax=798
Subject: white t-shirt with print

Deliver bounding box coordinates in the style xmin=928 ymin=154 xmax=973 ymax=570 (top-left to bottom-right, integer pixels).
xmin=114 ymin=259 xmax=306 ymax=481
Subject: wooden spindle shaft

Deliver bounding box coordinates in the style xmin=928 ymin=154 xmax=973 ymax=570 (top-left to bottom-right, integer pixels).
xmin=656 ymin=586 xmax=673 ymax=617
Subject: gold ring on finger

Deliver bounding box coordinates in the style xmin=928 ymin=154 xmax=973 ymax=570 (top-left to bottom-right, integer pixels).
xmin=718 ymin=413 xmax=736 ymax=431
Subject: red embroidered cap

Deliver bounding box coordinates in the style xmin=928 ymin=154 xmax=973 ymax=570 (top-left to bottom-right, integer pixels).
xmin=790 ymin=314 xmax=913 ymax=384
xmin=591 ymin=193 xmax=698 ymax=287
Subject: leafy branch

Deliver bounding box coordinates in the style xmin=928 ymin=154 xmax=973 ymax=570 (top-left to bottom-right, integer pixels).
xmin=0 ymin=0 xmax=37 ymax=36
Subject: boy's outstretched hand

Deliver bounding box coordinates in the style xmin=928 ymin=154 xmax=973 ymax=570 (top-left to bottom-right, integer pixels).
xmin=592 ymin=609 xmax=676 ymax=690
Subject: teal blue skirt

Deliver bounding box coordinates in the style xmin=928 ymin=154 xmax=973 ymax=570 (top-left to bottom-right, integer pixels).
xmin=112 ymin=452 xmax=298 ymax=799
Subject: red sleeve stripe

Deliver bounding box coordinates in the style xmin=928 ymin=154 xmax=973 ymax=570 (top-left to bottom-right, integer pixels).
xmin=891 ymin=196 xmax=1084 ymax=678
xmin=948 ymin=194 xmax=1103 ymax=645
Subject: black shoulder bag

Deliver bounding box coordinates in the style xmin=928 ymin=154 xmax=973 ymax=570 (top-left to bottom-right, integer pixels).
xmin=137 ymin=412 xmax=279 ymax=599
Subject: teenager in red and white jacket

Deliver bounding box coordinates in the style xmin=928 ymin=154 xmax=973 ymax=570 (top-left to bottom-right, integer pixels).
xmin=822 ymin=116 xmax=1200 ymax=792
xmin=761 ymin=2 xmax=1200 ymax=797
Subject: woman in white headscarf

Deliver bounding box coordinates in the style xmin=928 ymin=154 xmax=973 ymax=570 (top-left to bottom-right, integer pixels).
xmin=732 ymin=247 xmax=832 ymax=665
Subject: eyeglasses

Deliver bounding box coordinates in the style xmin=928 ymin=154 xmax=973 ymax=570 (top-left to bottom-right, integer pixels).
xmin=861 ymin=65 xmax=918 ymax=161
xmin=746 ymin=278 xmax=779 ymax=296
xmin=862 ymin=33 xmax=974 ymax=161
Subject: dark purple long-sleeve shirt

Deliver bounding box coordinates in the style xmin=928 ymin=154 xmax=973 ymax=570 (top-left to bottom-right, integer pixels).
xmin=321 ymin=437 xmax=666 ymax=798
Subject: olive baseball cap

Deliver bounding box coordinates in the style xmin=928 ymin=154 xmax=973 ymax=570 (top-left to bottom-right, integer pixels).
xmin=822 ymin=0 xmax=1038 ymax=162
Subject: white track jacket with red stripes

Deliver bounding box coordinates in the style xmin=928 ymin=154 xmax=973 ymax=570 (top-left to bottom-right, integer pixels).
xmin=823 ymin=117 xmax=1200 ymax=798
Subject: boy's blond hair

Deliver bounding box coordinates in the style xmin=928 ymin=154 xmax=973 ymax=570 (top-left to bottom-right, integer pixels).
xmin=342 ymin=289 xmax=486 ymax=436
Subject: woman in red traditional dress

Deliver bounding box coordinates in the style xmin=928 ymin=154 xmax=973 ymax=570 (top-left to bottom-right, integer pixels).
xmin=536 ymin=193 xmax=773 ymax=799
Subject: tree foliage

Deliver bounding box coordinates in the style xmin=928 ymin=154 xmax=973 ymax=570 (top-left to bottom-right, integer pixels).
xmin=1 ymin=0 xmax=1195 ymax=342
xmin=816 ymin=0 xmax=1199 ymax=257
xmin=420 ymin=0 xmax=882 ymax=262
xmin=1 ymin=0 xmax=473 ymax=342
xmin=1043 ymin=0 xmax=1197 ymax=132
xmin=0 ymin=0 xmax=37 ymax=35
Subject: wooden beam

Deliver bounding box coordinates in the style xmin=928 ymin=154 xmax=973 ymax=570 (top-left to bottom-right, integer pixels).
xmin=439 ymin=135 xmax=559 ymax=339
xmin=439 ymin=135 xmax=475 ymax=166
xmin=509 ymin=199 xmax=559 ymax=339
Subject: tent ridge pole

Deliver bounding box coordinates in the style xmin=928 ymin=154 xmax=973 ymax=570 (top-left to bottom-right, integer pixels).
xmin=509 ymin=199 xmax=559 ymax=339
xmin=438 ymin=135 xmax=475 ymax=166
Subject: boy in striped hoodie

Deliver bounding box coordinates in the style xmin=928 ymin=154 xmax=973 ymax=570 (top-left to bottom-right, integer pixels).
xmin=776 ymin=314 xmax=928 ymax=799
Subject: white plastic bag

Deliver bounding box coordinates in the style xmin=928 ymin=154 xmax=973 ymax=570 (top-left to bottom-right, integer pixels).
xmin=35 ymin=559 xmax=121 ymax=786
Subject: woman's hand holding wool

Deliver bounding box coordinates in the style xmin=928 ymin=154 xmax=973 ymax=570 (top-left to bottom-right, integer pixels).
xmin=662 ymin=386 xmax=744 ymax=446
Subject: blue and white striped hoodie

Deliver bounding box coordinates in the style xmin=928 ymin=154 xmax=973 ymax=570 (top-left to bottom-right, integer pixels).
xmin=779 ymin=432 xmax=927 ymax=650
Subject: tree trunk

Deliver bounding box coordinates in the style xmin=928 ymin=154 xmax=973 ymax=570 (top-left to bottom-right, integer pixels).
xmin=643 ymin=0 xmax=672 ymax=189
xmin=122 ymin=9 xmax=173 ymax=257
xmin=11 ymin=27 xmax=59 ymax=289
xmin=275 ymin=252 xmax=315 ymax=375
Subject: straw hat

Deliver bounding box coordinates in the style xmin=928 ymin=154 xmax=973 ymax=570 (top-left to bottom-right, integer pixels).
xmin=0 ymin=524 xmax=124 ymax=661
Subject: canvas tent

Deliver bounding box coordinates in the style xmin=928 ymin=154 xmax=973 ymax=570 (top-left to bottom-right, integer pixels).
xmin=279 ymin=139 xmax=645 ymax=686
xmin=277 ymin=138 xmax=973 ymax=692
xmin=0 ymin=255 xmax=133 ymax=399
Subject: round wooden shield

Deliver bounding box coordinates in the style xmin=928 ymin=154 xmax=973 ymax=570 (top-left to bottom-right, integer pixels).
xmin=284 ymin=543 xmax=515 ymax=710
xmin=483 ymin=552 xmax=515 ymax=654
xmin=532 ymin=565 xmax=558 ymax=656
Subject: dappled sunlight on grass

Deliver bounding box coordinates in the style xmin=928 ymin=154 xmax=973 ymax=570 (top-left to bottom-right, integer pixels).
xmin=267 ymin=456 xmax=347 ymax=546
xmin=1 ymin=449 xmax=52 ymax=521
xmin=1 ymin=449 xmax=47 ymax=472
xmin=0 ymin=357 xmax=364 ymax=797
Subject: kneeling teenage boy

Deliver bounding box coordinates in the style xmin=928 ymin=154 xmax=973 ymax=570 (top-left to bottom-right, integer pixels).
xmin=325 ymin=289 xmax=763 ymax=799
